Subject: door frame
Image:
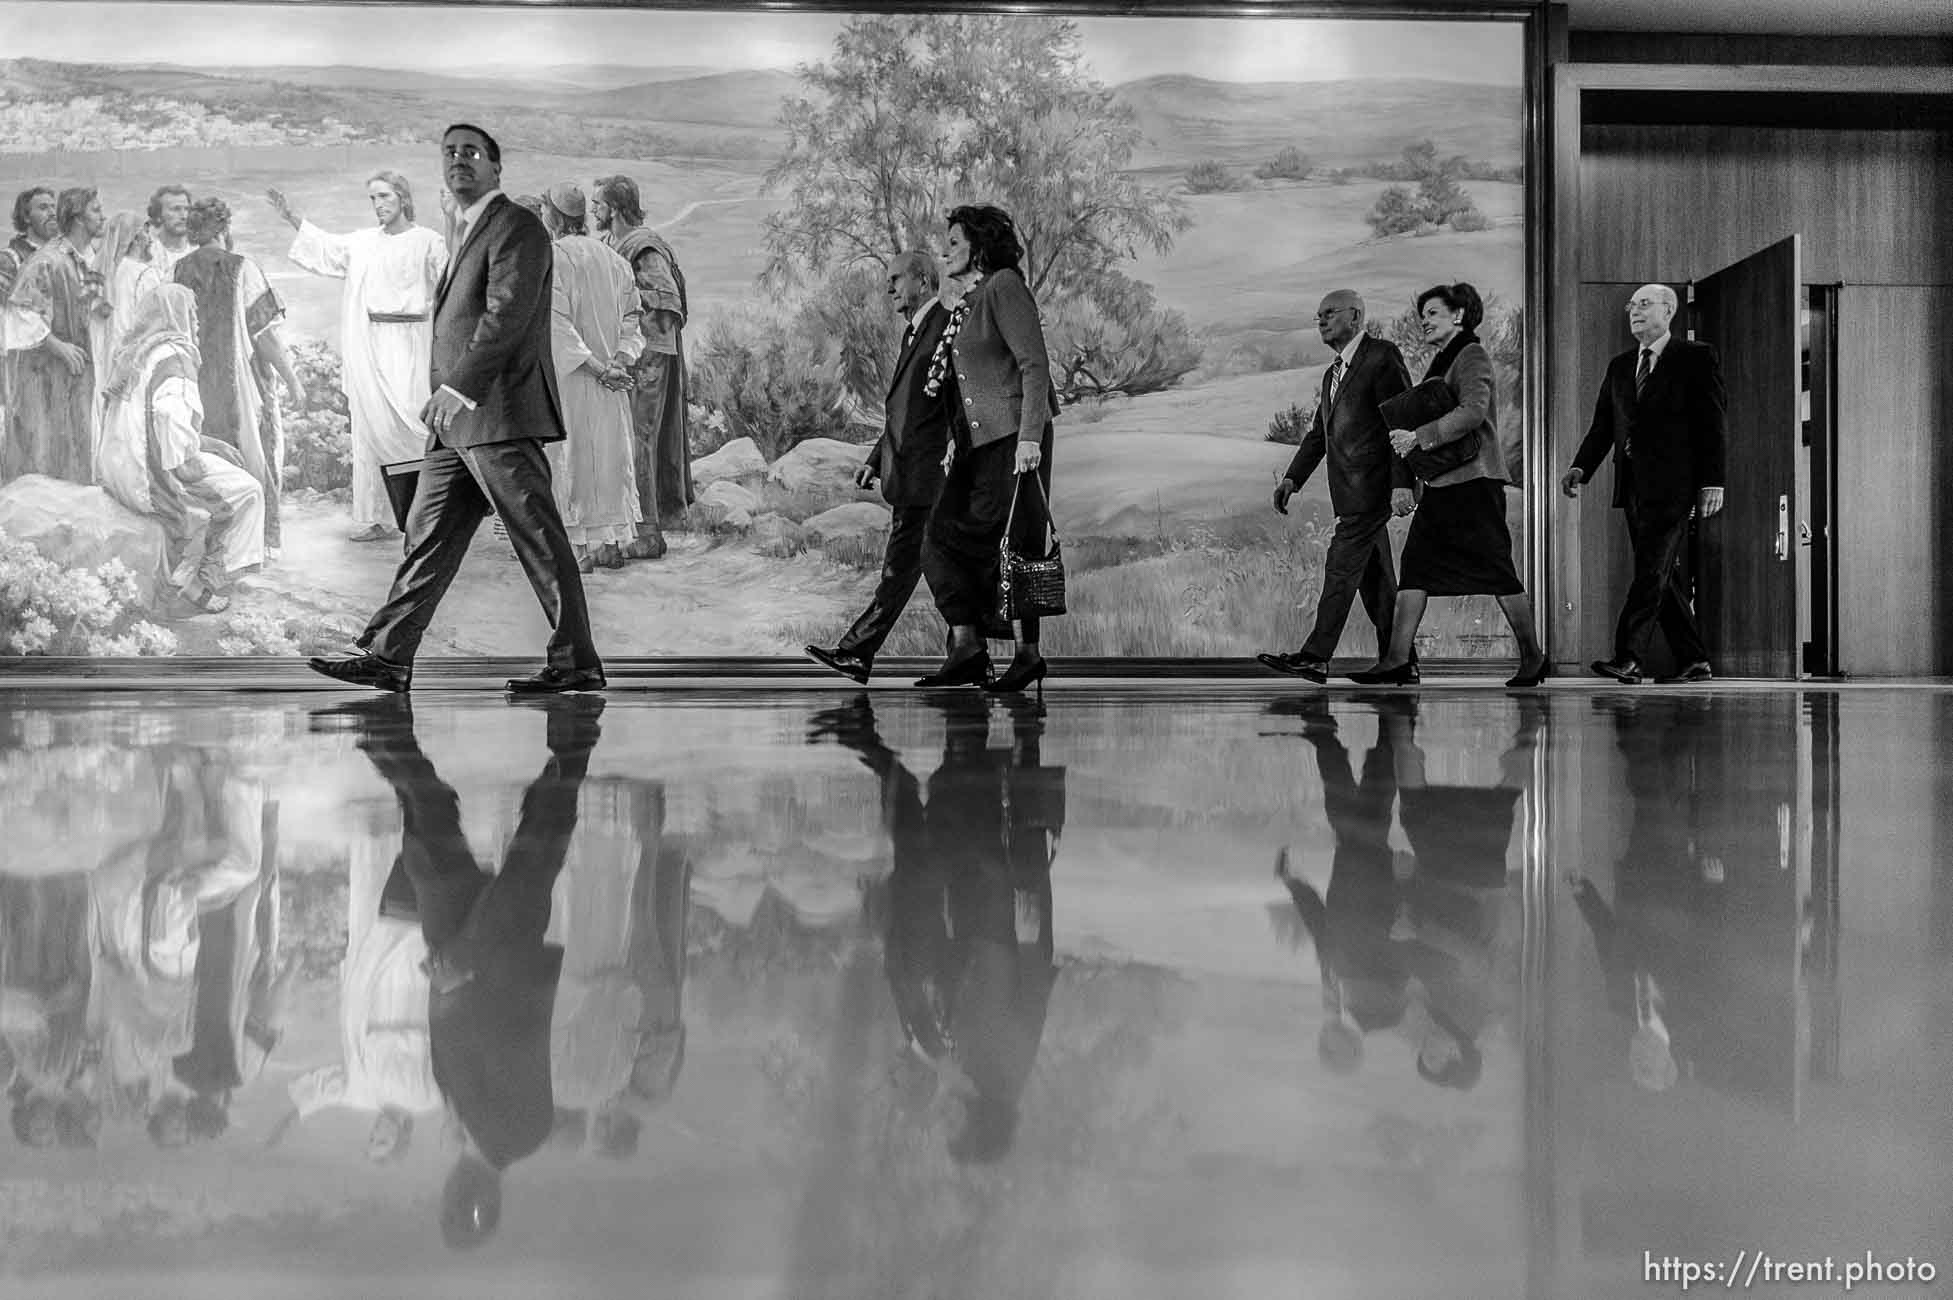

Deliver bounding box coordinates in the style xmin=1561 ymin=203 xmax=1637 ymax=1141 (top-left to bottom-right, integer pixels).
xmin=1544 ymin=62 xmax=1953 ymax=669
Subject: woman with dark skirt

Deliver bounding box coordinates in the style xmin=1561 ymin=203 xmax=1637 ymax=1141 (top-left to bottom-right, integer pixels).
xmin=917 ymin=204 xmax=1062 ymax=696
xmin=1352 ymin=282 xmax=1547 ymax=688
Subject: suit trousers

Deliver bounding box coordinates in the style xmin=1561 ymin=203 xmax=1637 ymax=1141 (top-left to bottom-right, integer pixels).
xmin=1615 ymin=495 xmax=1709 ymax=667
xmin=359 ymin=439 xmax=600 ymax=671
xmin=1300 ymin=509 xmax=1397 ymax=661
xmin=838 ymin=504 xmax=932 ymax=661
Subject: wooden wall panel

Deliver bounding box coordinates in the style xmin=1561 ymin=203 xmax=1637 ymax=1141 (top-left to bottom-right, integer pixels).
xmin=1568 ymin=32 xmax=1953 ymax=66
xmin=1836 ymin=286 xmax=1953 ymax=676
xmin=1577 ymin=125 xmax=1953 ymax=286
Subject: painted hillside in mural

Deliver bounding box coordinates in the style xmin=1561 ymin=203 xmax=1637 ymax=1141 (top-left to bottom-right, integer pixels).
xmin=0 ymin=7 xmax=1524 ymax=659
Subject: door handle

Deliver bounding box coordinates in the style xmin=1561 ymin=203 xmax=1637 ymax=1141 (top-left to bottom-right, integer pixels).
xmin=1775 ymin=494 xmax=1790 ymax=561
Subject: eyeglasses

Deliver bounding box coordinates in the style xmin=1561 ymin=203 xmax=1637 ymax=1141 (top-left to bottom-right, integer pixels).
xmin=1626 ymin=297 xmax=1669 ymax=311
xmin=1315 ymin=308 xmax=1351 ymax=322
xmin=443 ymin=144 xmax=488 ymax=162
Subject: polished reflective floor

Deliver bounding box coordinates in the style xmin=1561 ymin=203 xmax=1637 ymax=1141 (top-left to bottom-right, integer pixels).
xmin=0 ymin=685 xmax=1947 ymax=1299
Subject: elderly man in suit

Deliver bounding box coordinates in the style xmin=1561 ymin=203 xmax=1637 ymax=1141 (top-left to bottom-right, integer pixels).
xmin=1259 ymin=290 xmax=1414 ymax=683
xmin=1563 ymin=282 xmax=1727 ymax=685
xmin=309 ymin=123 xmax=604 ymax=695
xmin=806 ymin=251 xmax=956 ymax=684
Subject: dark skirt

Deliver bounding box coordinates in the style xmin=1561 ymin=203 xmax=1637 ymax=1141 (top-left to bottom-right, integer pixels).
xmin=1399 ymin=478 xmax=1522 ymax=597
xmin=923 ymin=422 xmax=1056 ymax=631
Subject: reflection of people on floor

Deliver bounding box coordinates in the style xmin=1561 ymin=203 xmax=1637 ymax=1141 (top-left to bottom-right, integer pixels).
xmin=334 ymin=694 xmax=596 ymax=1248
xmin=546 ymin=777 xmax=690 ymax=1159
xmin=1570 ymin=698 xmax=1734 ymax=1093
xmin=86 ymin=749 xmax=225 ymax=1132
xmin=2 ymin=872 xmax=94 ymax=1147
xmin=1269 ymin=694 xmax=1411 ymax=1074
xmin=816 ymin=693 xmax=1064 ymax=1163
xmin=154 ymin=756 xmax=287 ymax=1146
xmin=271 ymin=827 xmax=438 ymax=1163
xmin=1275 ymin=695 xmax=1528 ymax=1088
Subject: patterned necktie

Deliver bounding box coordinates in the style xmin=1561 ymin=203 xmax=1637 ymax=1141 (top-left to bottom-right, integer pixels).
xmin=1635 ymin=347 xmax=1653 ymax=395
xmin=1325 ymin=357 xmax=1345 ymax=409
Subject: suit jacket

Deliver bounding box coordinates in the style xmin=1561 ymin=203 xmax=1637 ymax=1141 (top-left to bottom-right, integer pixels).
xmin=1283 ymin=334 xmax=1412 ymax=515
xmin=948 ymin=268 xmax=1062 ymax=450
xmin=430 ymin=194 xmax=568 ymax=449
xmin=1572 ymin=337 xmax=1727 ymax=509
xmin=868 ymin=301 xmax=954 ymax=507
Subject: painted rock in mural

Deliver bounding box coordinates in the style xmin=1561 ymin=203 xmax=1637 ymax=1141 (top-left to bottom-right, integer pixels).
xmin=698 ymin=480 xmax=760 ymax=530
xmin=691 ymin=437 xmax=768 ymax=491
xmin=801 ymin=501 xmax=891 ymax=545
xmin=765 ymin=437 xmax=876 ymax=501
xmin=0 ymin=475 xmax=168 ymax=607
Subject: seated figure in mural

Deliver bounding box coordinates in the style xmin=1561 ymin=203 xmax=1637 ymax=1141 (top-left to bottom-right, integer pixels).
xmin=173 ymin=196 xmax=305 ymax=554
xmin=2 ymin=186 xmax=108 ymax=486
xmin=89 ymin=211 xmax=166 ymax=459
xmin=270 ymin=174 xmax=449 ymax=543
xmin=97 ymin=286 xmax=266 ymax=616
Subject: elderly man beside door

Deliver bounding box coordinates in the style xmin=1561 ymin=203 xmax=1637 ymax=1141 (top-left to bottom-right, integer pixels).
xmin=1563 ymin=282 xmax=1727 ymax=685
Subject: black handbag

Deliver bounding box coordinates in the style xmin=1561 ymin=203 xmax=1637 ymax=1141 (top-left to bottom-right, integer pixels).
xmin=998 ymin=472 xmax=1067 ymax=621
xmin=1381 ymin=378 xmax=1479 ymax=482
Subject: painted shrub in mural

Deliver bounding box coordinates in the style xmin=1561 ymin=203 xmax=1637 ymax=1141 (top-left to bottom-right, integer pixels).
xmin=0 ymin=5 xmax=1525 ymax=659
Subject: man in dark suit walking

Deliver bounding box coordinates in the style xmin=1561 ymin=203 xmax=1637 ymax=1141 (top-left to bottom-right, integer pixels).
xmin=805 ymin=250 xmax=956 ymax=683
xmin=309 ymin=123 xmax=604 ymax=695
xmin=1260 ymin=290 xmax=1414 ymax=682
xmin=1563 ymin=282 xmax=1727 ymax=684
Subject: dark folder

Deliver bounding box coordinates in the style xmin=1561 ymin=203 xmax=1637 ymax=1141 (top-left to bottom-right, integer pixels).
xmin=1377 ymin=377 xmax=1459 ymax=432
xmin=381 ymin=459 xmax=423 ymax=532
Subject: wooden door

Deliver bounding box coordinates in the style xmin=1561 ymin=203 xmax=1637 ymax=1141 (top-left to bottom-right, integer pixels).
xmin=1689 ymin=235 xmax=1804 ymax=678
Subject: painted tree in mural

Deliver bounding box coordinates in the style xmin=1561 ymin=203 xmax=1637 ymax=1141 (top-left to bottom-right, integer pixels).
xmin=760 ymin=15 xmax=1201 ymax=403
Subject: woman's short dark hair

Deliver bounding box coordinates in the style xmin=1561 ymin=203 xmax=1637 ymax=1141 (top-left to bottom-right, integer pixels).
xmin=945 ymin=203 xmax=1023 ymax=275
xmin=12 ymin=186 xmax=53 ymax=235
xmin=1415 ymin=282 xmax=1484 ymax=333
xmin=186 ymin=197 xmax=233 ymax=246
xmin=593 ymin=175 xmax=643 ymax=229
xmin=56 ymin=187 xmax=96 ymax=236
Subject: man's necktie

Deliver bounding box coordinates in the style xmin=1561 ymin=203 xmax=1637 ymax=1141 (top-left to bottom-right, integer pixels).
xmin=1635 ymin=347 xmax=1653 ymax=396
xmin=1325 ymin=357 xmax=1344 ymax=409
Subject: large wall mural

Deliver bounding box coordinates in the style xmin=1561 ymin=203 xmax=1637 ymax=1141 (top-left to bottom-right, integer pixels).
xmin=0 ymin=4 xmax=1526 ymax=660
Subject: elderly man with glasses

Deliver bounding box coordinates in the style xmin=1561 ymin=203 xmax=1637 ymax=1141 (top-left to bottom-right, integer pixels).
xmin=1259 ymin=289 xmax=1415 ymax=683
xmin=1562 ymin=283 xmax=1727 ymax=685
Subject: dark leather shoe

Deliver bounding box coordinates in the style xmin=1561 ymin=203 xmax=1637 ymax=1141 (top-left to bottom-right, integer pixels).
xmin=307 ymin=695 xmax=414 ymax=738
xmin=1590 ymin=658 xmax=1643 ymax=685
xmin=506 ymin=665 xmax=607 ymax=695
xmin=1659 ymin=660 xmax=1714 ymax=684
xmin=1256 ymin=651 xmax=1328 ymax=683
xmin=806 ymin=644 xmax=872 ymax=684
xmin=308 ymin=653 xmax=412 ymax=693
xmin=915 ymin=650 xmax=992 ymax=688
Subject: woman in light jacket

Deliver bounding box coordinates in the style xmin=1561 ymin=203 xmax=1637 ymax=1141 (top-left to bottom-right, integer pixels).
xmin=917 ymin=204 xmax=1062 ymax=696
xmin=1352 ymin=282 xmax=1546 ymax=688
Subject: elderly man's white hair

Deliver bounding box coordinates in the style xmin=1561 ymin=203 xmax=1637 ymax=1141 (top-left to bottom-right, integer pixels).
xmin=1633 ymin=283 xmax=1679 ymax=314
xmin=890 ymin=248 xmax=940 ymax=293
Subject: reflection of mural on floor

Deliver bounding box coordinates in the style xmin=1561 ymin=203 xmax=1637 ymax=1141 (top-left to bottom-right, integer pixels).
xmin=0 ymin=10 xmax=1524 ymax=659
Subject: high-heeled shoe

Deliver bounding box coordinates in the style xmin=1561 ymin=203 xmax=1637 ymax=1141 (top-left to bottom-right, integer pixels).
xmin=983 ymin=655 xmax=1048 ymax=698
xmin=914 ymin=649 xmax=992 ymax=688
xmin=1347 ymin=660 xmax=1419 ymax=686
xmin=1506 ymin=658 xmax=1550 ymax=689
